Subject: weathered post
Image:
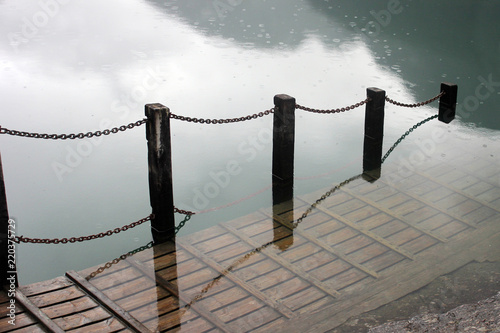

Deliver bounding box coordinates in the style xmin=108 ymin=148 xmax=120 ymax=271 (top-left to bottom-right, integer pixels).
xmin=272 ymin=94 xmax=296 ymax=250
xmin=363 ymin=87 xmax=386 ymax=182
xmin=145 ymin=104 xmax=175 ymax=244
xmin=0 ymin=153 xmax=16 ymax=287
xmin=438 ymin=82 xmax=458 ymax=123
xmin=272 ymin=94 xmax=295 ymax=204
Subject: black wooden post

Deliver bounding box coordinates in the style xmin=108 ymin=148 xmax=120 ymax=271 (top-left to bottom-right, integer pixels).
xmin=272 ymin=94 xmax=295 ymax=204
xmin=363 ymin=87 xmax=386 ymax=182
xmin=0 ymin=153 xmax=16 ymax=287
xmin=145 ymin=104 xmax=175 ymax=244
xmin=438 ymin=82 xmax=458 ymax=124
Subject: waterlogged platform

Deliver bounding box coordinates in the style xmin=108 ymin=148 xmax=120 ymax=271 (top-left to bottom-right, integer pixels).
xmin=2 ymin=133 xmax=500 ymax=332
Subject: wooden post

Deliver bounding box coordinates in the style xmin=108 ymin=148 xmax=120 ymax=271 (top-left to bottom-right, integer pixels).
xmin=0 ymin=153 xmax=16 ymax=287
xmin=363 ymin=87 xmax=386 ymax=182
xmin=145 ymin=104 xmax=175 ymax=244
xmin=438 ymin=82 xmax=458 ymax=123
xmin=272 ymin=94 xmax=295 ymax=205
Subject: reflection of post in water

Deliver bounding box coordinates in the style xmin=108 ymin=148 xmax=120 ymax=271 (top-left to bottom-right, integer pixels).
xmin=272 ymin=94 xmax=296 ymax=251
xmin=153 ymin=240 xmax=181 ymax=331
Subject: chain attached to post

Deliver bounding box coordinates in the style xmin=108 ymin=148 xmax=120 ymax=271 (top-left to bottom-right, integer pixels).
xmin=296 ymin=98 xmax=369 ymax=114
xmin=0 ymin=119 xmax=147 ymax=140
xmin=169 ymin=108 xmax=274 ymax=124
xmin=14 ymin=214 xmax=154 ymax=244
xmin=385 ymin=91 xmax=445 ymax=108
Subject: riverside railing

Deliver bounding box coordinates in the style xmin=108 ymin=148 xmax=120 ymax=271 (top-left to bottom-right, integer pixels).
xmin=0 ymin=82 xmax=457 ymax=284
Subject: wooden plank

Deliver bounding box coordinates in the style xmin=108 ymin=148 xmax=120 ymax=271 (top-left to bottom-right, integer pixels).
xmin=53 ymin=306 xmax=112 ymax=331
xmin=0 ymin=312 xmax=38 ymax=331
xmin=306 ymin=201 xmax=416 ymax=260
xmin=143 ymin=307 xmax=199 ymax=332
xmin=102 ymin=276 xmax=160 ymax=305
xmin=19 ymin=276 xmax=73 ymax=297
xmin=380 ymin=176 xmax=481 ymax=229
xmin=42 ymin=296 xmax=99 ymax=319
xmin=4 ymin=324 xmax=47 ymax=333
xmin=226 ymin=305 xmax=283 ymax=333
xmin=125 ymin=255 xmax=234 ymax=333
xmin=116 ymin=288 xmax=175 ymax=314
xmin=184 ymin=225 xmax=230 ymax=246
xmin=66 ymin=270 xmax=151 ymax=333
xmin=88 ymin=265 xmax=143 ymax=291
xmin=177 ymin=238 xmax=295 ymax=319
xmin=192 ymin=233 xmax=241 ymax=255
xmin=29 ymin=285 xmax=85 ymax=308
xmin=222 ymin=222 xmax=342 ymax=299
xmin=15 ymin=288 xmax=64 ymax=332
xmin=66 ymin=317 xmax=127 ymax=332
xmin=266 ymin=210 xmax=381 ymax=278
xmin=342 ymin=187 xmax=448 ymax=243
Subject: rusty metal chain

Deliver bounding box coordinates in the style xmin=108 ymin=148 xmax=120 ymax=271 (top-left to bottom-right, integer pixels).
xmin=14 ymin=214 xmax=154 ymax=244
xmin=0 ymin=119 xmax=147 ymax=140
xmin=385 ymin=91 xmax=445 ymax=108
xmin=85 ymin=241 xmax=154 ymax=280
xmin=173 ymin=206 xmax=196 ymax=216
xmin=295 ymin=98 xmax=369 ymax=114
xmin=169 ymin=108 xmax=274 ymax=124
xmin=292 ymin=174 xmax=363 ymax=227
xmin=381 ymin=114 xmax=438 ymax=164
xmin=184 ymin=173 xmax=363 ymax=309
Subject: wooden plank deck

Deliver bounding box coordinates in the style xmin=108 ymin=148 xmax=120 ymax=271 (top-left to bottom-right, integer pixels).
xmin=2 ymin=136 xmax=500 ymax=332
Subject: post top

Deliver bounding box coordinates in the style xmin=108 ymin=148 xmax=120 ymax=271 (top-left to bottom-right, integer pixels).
xmin=274 ymin=94 xmax=296 ymax=104
xmin=145 ymin=103 xmax=170 ymax=117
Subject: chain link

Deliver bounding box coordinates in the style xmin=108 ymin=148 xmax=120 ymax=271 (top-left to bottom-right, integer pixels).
xmin=0 ymin=119 xmax=147 ymax=140
xmin=175 ymin=214 xmax=191 ymax=234
xmin=169 ymin=108 xmax=274 ymax=124
xmin=381 ymin=114 xmax=439 ymax=164
xmin=295 ymin=98 xmax=369 ymax=114
xmin=14 ymin=214 xmax=154 ymax=244
xmin=385 ymin=91 xmax=444 ymax=108
xmin=173 ymin=206 xmax=196 ymax=216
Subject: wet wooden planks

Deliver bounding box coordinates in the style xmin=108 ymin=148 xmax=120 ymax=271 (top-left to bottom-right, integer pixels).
xmin=0 ymin=275 xmax=137 ymax=332
xmin=1 ymin=133 xmax=499 ymax=332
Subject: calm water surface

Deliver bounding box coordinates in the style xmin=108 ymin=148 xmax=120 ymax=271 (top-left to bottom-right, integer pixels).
xmin=1 ymin=0 xmax=499 ymax=290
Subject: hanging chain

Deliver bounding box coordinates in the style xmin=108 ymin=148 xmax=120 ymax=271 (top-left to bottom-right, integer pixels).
xmin=14 ymin=214 xmax=154 ymax=244
xmin=0 ymin=119 xmax=147 ymax=140
xmin=292 ymin=174 xmax=363 ymax=227
xmin=173 ymin=206 xmax=196 ymax=216
xmin=85 ymin=241 xmax=154 ymax=280
xmin=381 ymin=114 xmax=439 ymax=164
xmin=175 ymin=214 xmax=191 ymax=234
xmin=385 ymin=91 xmax=444 ymax=108
xmin=169 ymin=108 xmax=274 ymax=124
xmin=85 ymin=212 xmax=190 ymax=280
xmin=295 ymin=98 xmax=369 ymax=114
